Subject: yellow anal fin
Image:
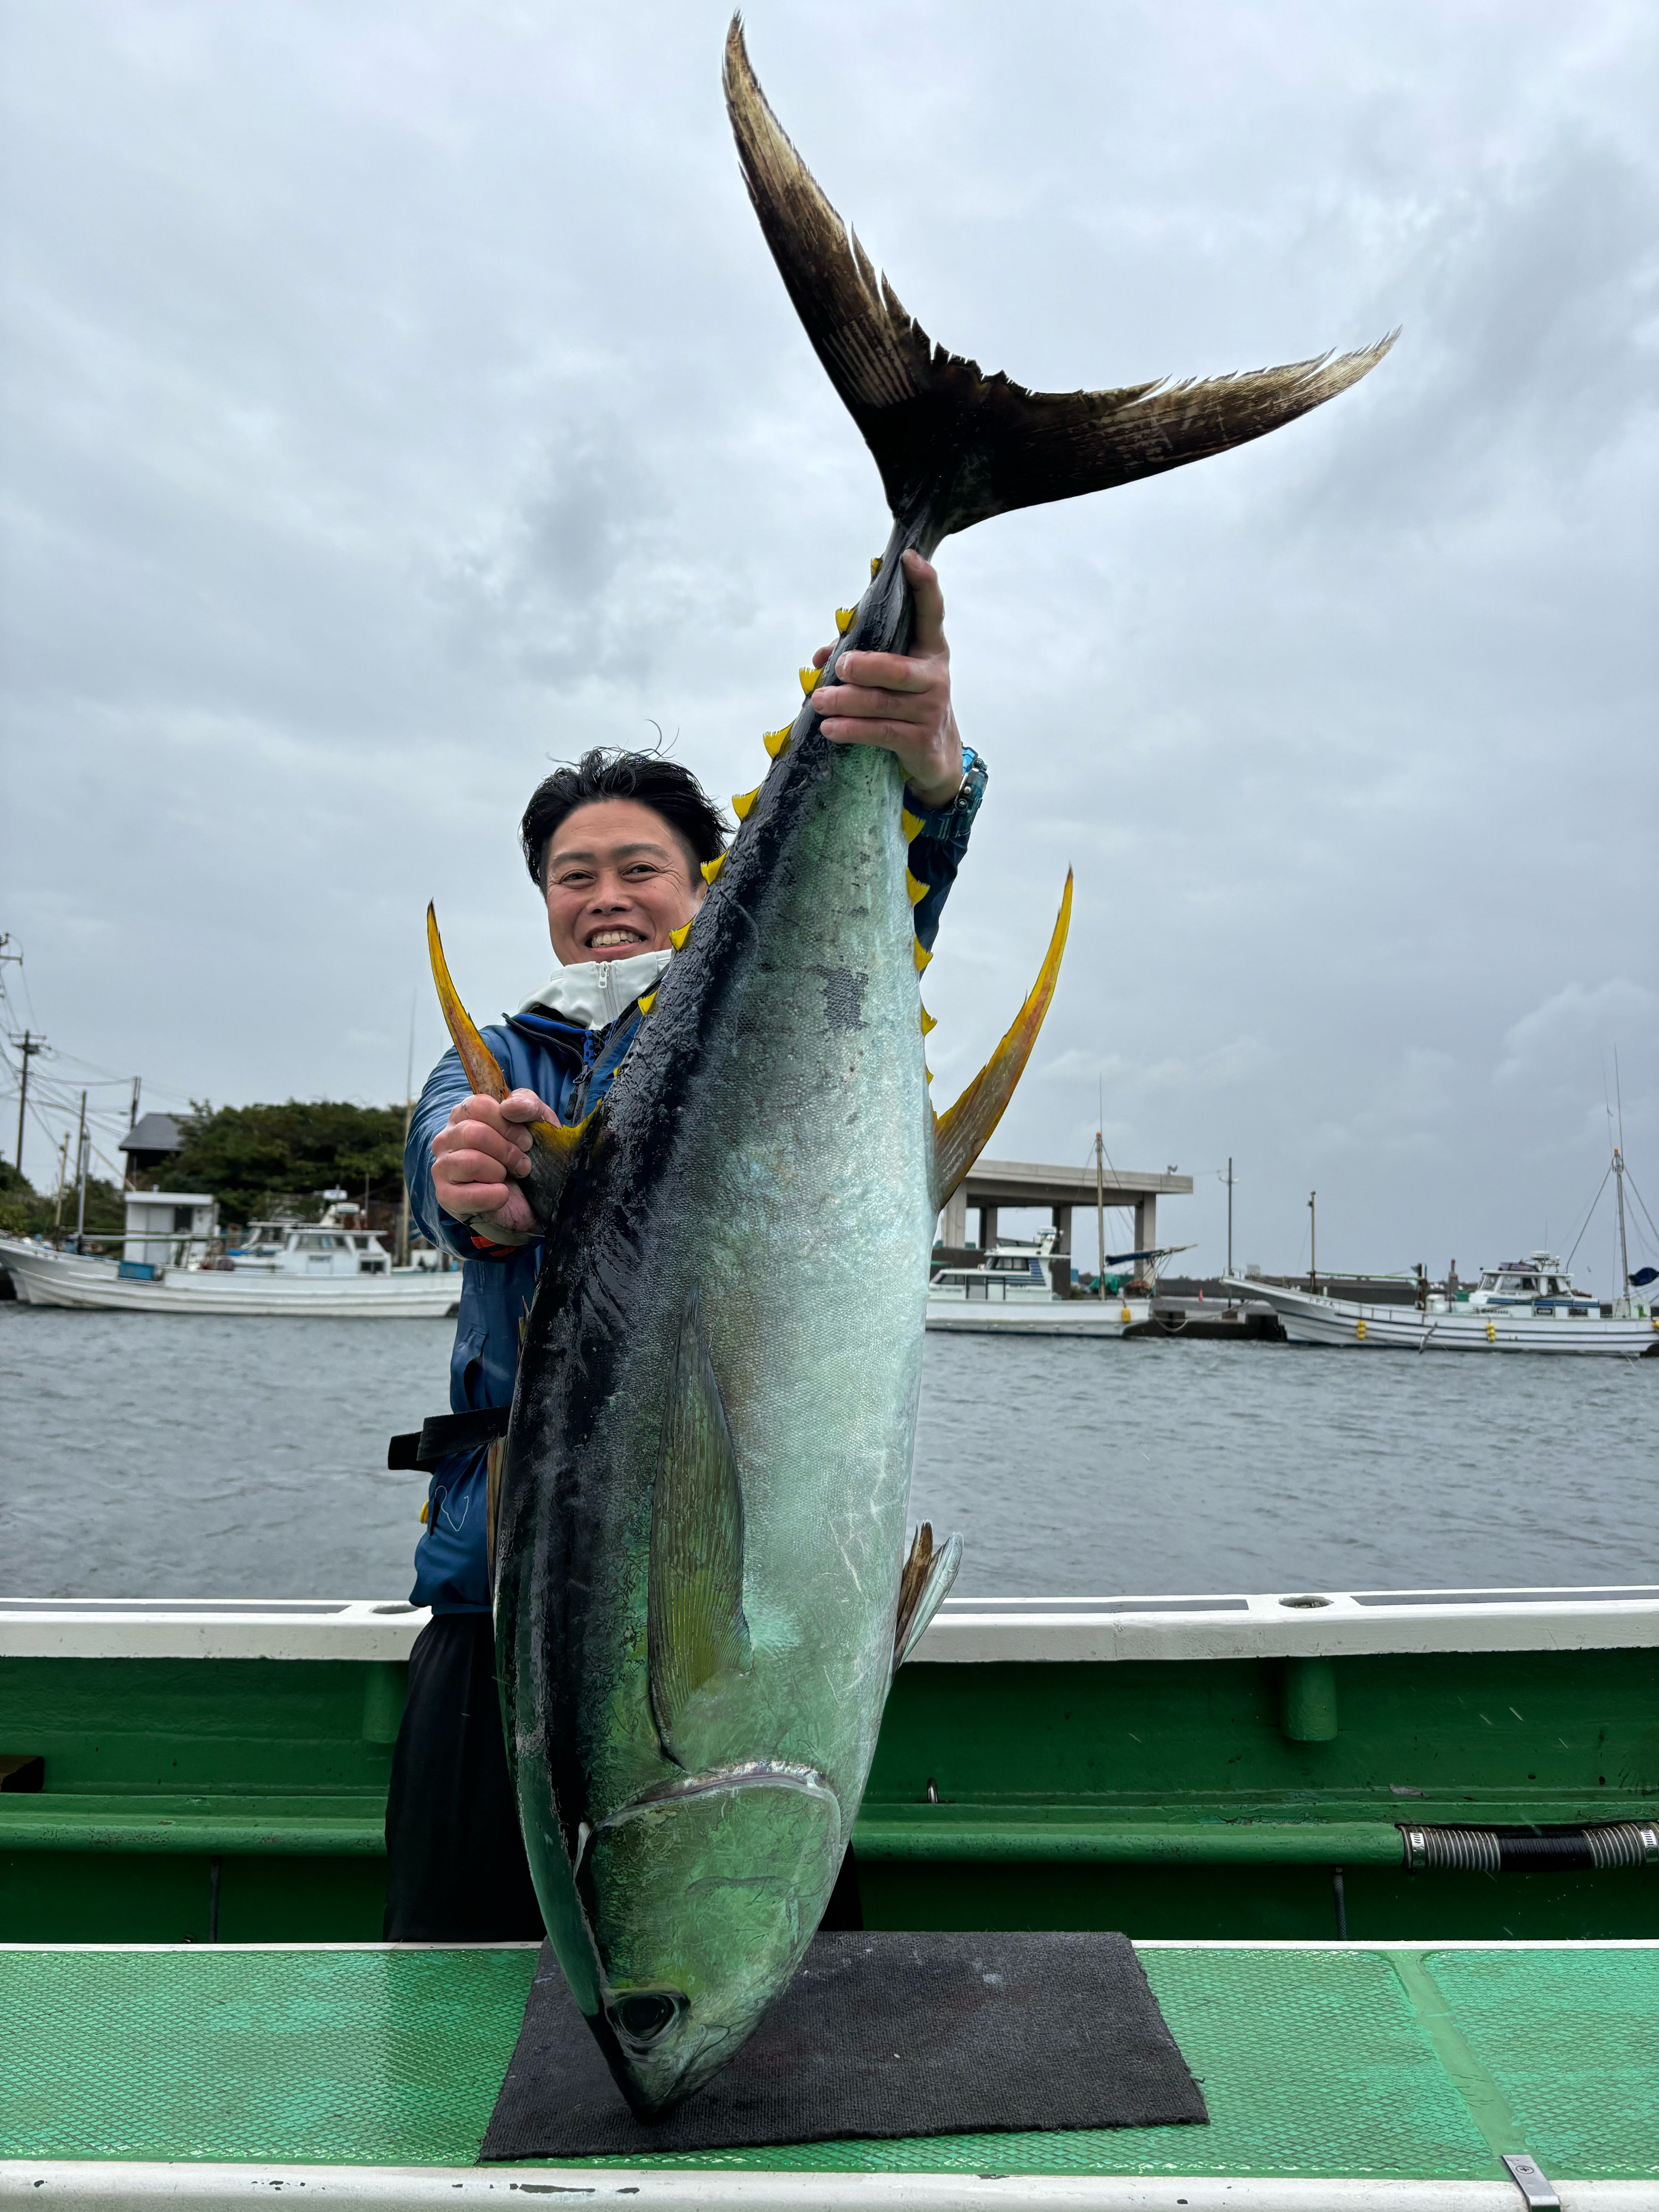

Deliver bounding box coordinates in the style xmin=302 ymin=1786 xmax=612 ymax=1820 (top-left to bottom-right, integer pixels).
xmin=427 ymin=903 xmax=508 ymax=1101
xmin=932 ymin=870 xmax=1072 ymax=1208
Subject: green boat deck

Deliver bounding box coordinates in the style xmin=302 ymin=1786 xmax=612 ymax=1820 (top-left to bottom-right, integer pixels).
xmin=1 ymin=1940 xmax=1654 ymax=2199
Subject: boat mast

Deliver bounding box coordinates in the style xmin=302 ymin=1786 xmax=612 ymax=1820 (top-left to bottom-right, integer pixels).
xmin=1095 ymin=1128 xmax=1106 ymax=1303
xmin=1614 ymin=1145 xmax=1631 ymax=1299
xmin=1308 ymin=1189 xmax=1317 ymax=1289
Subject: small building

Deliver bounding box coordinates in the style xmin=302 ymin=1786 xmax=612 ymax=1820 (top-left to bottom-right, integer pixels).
xmin=122 ymin=1191 xmax=218 ymax=1268
xmin=119 ymin=1113 xmax=183 ymax=1182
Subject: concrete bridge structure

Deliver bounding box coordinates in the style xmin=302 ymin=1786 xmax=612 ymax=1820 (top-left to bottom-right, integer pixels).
xmin=939 ymin=1157 xmax=1194 ymax=1262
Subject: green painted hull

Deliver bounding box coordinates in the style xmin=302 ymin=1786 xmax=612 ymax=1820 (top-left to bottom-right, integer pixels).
xmin=4 ymin=1629 xmax=1655 ymax=1946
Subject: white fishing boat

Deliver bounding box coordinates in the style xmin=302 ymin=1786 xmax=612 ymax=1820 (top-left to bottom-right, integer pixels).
xmin=926 ymin=1231 xmax=1156 ymax=1338
xmin=0 ymin=1192 xmax=460 ymax=1318
xmin=1228 ymin=1140 xmax=1659 ymax=1356
xmin=1225 ymin=1251 xmax=1657 ymax=1357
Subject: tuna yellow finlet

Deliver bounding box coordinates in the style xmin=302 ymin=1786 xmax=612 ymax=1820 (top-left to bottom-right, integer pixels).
xmin=870 ymin=555 xmax=882 ymax=577
xmin=835 ymin=607 xmax=854 ymax=634
xmin=764 ymin=725 xmax=791 ymax=759
xmin=920 ymin=1007 xmax=937 ymax=1035
xmin=799 ymin=666 xmax=821 ymax=695
xmin=701 ymin=854 xmax=725 ymax=885
xmin=905 ymin=868 xmax=927 ymax=906
xmin=638 ymin=992 xmax=657 ymax=1016
xmin=914 ymin=939 xmax=933 ymax=973
xmin=901 ymin=808 xmax=924 ymax=842
xmin=731 ymin=786 xmax=760 ymax=820
xmin=669 ymin=922 xmax=692 ymax=952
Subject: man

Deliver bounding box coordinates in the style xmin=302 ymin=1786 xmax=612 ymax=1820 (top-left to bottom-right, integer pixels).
xmin=383 ymin=553 xmax=986 ymax=1939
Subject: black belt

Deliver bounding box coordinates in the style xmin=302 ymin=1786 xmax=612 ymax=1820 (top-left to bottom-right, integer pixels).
xmin=387 ymin=1404 xmax=511 ymax=1472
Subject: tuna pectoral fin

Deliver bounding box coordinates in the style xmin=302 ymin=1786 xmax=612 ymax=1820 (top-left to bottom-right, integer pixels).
xmin=426 ymin=902 xmax=588 ymax=1222
xmin=648 ymin=1291 xmax=752 ymax=1765
xmin=725 ymin=21 xmax=1392 ymax=552
xmin=893 ymin=1522 xmax=964 ymax=1672
xmin=933 ymin=871 xmax=1073 ymax=1208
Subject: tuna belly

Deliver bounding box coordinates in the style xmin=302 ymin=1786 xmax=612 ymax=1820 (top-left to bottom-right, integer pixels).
xmin=579 ymin=1761 xmax=843 ymax=2115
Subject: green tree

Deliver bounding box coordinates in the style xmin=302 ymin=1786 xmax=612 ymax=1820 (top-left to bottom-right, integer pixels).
xmin=168 ymin=1101 xmax=408 ymax=1234
xmin=0 ymin=1158 xmax=124 ymax=1241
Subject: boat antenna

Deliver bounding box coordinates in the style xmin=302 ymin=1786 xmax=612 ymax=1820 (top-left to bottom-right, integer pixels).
xmin=1613 ymin=1048 xmax=1630 ymax=1300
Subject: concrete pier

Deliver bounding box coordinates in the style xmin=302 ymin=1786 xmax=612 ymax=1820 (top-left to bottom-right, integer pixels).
xmin=939 ymin=1157 xmax=1193 ymax=1261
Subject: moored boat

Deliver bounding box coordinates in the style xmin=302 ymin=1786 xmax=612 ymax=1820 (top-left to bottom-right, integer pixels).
xmin=0 ymin=1193 xmax=460 ymax=1318
xmin=1228 ymin=1253 xmax=1657 ymax=1356
xmin=926 ymin=1232 xmax=1193 ymax=1338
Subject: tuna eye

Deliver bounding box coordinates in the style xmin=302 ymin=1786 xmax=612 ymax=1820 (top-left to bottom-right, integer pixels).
xmin=612 ymin=1991 xmax=681 ymax=2045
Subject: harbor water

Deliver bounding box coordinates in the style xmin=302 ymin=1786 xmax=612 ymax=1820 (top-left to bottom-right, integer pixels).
xmin=0 ymin=1301 xmax=1653 ymax=1601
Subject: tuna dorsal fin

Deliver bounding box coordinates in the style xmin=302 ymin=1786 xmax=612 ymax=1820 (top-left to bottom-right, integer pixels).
xmin=648 ymin=1290 xmax=753 ymax=1764
xmin=893 ymin=1522 xmax=964 ymax=1671
xmin=932 ymin=872 xmax=1072 ymax=1208
xmin=426 ymin=902 xmax=590 ymax=1223
xmin=724 ymin=19 xmax=1392 ymax=553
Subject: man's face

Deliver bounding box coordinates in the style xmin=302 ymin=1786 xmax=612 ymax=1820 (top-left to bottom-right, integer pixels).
xmin=542 ymin=798 xmax=706 ymax=965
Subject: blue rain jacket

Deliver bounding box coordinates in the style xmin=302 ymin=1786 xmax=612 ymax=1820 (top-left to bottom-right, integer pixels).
xmin=406 ymin=748 xmax=987 ymax=1611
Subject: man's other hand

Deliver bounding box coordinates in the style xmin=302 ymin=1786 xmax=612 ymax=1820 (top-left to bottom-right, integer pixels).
xmin=430 ymin=1088 xmax=554 ymax=1244
xmin=808 ymin=549 xmax=964 ymax=810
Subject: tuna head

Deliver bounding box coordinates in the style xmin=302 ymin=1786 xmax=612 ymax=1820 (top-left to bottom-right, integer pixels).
xmin=577 ymin=1763 xmax=843 ymax=2118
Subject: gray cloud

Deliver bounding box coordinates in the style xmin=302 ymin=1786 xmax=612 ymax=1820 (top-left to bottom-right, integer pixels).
xmin=2 ymin=0 xmax=1654 ymax=1281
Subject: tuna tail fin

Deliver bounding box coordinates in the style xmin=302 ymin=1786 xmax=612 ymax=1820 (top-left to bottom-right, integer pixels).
xmin=724 ymin=19 xmax=1393 ymax=553
xmin=425 ymin=902 xmax=588 ymax=1223
xmin=893 ymin=1522 xmax=964 ymax=1673
xmin=932 ymin=871 xmax=1072 ymax=1209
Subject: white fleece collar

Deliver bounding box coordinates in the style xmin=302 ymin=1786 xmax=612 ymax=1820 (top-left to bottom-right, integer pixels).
xmin=517 ymin=948 xmax=672 ymax=1030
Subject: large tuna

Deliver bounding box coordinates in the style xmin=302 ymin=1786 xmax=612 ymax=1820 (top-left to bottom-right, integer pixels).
xmin=430 ymin=19 xmax=1389 ymax=2118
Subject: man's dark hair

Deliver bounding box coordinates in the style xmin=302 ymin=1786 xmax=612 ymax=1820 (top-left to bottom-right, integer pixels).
xmin=520 ymin=749 xmax=731 ymax=888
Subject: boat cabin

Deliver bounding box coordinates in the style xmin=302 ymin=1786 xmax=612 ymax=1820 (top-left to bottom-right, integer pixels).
xmin=229 ymin=1215 xmax=393 ymax=1278
xmin=929 ymin=1229 xmax=1060 ymax=1299
xmin=1470 ymin=1250 xmax=1597 ymax=1310
xmin=120 ymin=1191 xmax=218 ymax=1271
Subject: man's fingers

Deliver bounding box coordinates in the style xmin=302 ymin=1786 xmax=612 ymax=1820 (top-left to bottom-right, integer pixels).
xmin=813 ymin=679 xmax=938 ymax=725
xmin=902 ymin=549 xmax=947 ymax=656
xmin=819 ymin=718 xmax=929 ymax=753
xmin=499 ymin=1089 xmax=555 ymax=1126
xmin=441 ymin=1177 xmax=513 ymax=1215
xmin=829 ymin=649 xmax=931 ymax=695
xmin=812 ymin=644 xmax=832 ymax=669
xmin=436 ymin=1123 xmax=530 ymax=1175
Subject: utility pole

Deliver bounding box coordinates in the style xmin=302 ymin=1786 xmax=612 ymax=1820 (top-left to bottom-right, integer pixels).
xmin=124 ymin=1077 xmax=142 ymax=1187
xmin=1225 ymin=1157 xmax=1235 ymax=1279
xmin=1094 ymin=1130 xmax=1106 ymax=1302
xmin=1308 ymin=1190 xmax=1318 ymax=1289
xmin=72 ymin=1091 xmax=89 ymax=1251
xmin=13 ymin=1029 xmax=45 ymax=1176
xmin=398 ymin=993 xmax=416 ymax=1269
xmin=52 ymin=1131 xmax=70 ymax=1231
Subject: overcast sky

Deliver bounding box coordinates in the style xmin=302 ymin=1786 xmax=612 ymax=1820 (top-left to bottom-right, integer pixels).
xmin=2 ymin=0 xmax=1655 ymax=1282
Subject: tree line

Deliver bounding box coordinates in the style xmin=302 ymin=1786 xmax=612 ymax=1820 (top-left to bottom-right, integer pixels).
xmin=0 ymin=1100 xmax=412 ymax=1242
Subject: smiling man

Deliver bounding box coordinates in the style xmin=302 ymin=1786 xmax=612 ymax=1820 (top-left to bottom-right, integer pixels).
xmin=383 ymin=553 xmax=987 ymax=1940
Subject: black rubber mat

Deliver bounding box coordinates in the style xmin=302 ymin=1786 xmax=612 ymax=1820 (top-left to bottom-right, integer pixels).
xmin=480 ymin=1929 xmax=1208 ymax=2157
